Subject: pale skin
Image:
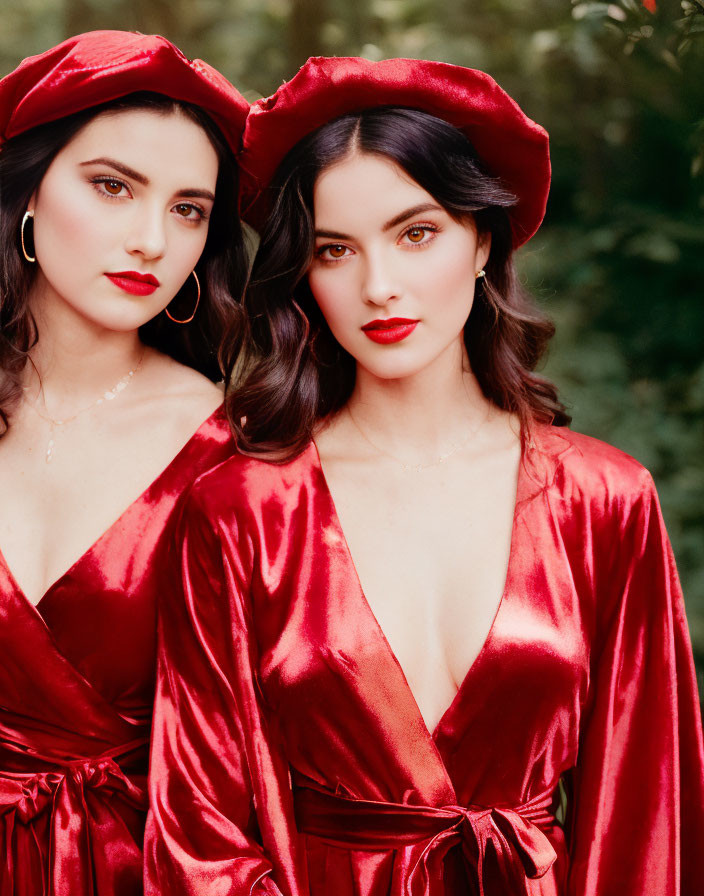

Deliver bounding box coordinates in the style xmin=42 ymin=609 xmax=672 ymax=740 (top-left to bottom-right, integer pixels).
xmin=311 ymin=152 xmax=521 ymax=734
xmin=0 ymin=108 xmax=223 ymax=607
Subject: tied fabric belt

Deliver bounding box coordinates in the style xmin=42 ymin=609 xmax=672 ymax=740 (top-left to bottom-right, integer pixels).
xmin=0 ymin=738 xmax=148 ymax=895
xmin=294 ymin=785 xmax=558 ymax=896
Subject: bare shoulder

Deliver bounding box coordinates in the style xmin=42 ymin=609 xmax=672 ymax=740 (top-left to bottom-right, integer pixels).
xmin=481 ymin=406 xmax=521 ymax=455
xmin=313 ymin=409 xmax=353 ymax=463
xmin=98 ymin=350 xmax=226 ymax=467
xmin=139 ymin=350 xmax=224 ymax=430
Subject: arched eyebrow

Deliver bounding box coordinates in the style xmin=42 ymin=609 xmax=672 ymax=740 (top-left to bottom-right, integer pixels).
xmin=80 ymin=156 xmax=147 ymax=183
xmin=79 ymin=157 xmax=215 ymax=201
xmin=315 ymin=203 xmax=444 ymax=240
xmin=382 ymin=203 xmax=443 ymax=231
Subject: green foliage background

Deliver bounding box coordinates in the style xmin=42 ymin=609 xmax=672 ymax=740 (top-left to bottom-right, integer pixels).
xmin=2 ymin=0 xmax=703 ymax=702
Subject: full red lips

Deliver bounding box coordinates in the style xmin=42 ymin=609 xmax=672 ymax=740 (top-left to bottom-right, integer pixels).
xmin=105 ymin=271 xmax=160 ymax=296
xmin=361 ymin=318 xmax=419 ymax=345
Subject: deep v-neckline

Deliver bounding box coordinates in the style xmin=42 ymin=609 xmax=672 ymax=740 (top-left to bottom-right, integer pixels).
xmin=310 ymin=437 xmax=525 ymax=741
xmin=0 ymin=404 xmax=224 ymax=613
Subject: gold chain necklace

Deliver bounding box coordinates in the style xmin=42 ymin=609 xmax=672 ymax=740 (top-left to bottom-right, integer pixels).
xmin=26 ymin=350 xmax=145 ymax=463
xmin=346 ymin=401 xmax=488 ymax=474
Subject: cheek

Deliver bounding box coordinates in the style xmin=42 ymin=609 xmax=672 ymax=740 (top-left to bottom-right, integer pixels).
xmin=34 ymin=185 xmax=111 ymax=270
xmin=168 ymin=224 xmax=209 ymax=274
xmin=307 ymin=266 xmax=330 ymax=308
xmin=308 ymin=267 xmax=354 ymax=332
xmin=416 ymin=241 xmax=477 ymax=318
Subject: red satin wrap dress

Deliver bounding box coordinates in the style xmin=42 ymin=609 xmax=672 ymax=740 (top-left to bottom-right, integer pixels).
xmin=145 ymin=424 xmax=704 ymax=895
xmin=0 ymin=406 xmax=233 ymax=896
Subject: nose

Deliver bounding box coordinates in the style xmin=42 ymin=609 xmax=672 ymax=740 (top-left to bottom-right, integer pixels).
xmin=361 ymin=249 xmax=401 ymax=307
xmin=124 ymin=204 xmax=167 ymax=261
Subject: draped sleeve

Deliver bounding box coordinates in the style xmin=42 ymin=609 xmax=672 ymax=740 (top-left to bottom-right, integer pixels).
xmin=144 ymin=480 xmax=302 ymax=896
xmin=567 ymin=469 xmax=704 ymax=895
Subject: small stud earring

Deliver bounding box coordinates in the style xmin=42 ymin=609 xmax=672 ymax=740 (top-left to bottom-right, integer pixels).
xmin=475 ymin=269 xmax=486 ymax=279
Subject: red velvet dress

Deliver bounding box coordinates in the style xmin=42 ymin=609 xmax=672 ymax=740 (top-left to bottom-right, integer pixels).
xmin=0 ymin=406 xmax=233 ymax=896
xmin=145 ymin=424 xmax=704 ymax=896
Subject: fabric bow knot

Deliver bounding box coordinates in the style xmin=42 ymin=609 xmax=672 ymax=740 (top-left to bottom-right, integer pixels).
xmin=408 ymin=802 xmax=557 ymax=896
xmin=294 ymin=783 xmax=558 ymax=896
xmin=0 ymin=755 xmax=145 ymax=824
xmin=0 ymin=770 xmax=58 ymax=823
xmin=0 ymin=746 xmax=148 ymax=895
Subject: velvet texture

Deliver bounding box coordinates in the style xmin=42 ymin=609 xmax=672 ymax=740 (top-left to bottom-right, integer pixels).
xmin=238 ymin=56 xmax=550 ymax=246
xmin=0 ymin=408 xmax=234 ymax=896
xmin=0 ymin=31 xmax=248 ymax=152
xmin=146 ymin=424 xmax=704 ymax=895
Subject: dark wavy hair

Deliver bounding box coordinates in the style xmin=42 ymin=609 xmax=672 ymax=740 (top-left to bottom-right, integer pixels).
xmin=0 ymin=91 xmax=248 ymax=435
xmin=223 ymin=107 xmax=568 ymax=459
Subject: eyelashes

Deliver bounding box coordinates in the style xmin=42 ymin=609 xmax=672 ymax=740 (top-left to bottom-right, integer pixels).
xmin=316 ymin=243 xmax=350 ymax=262
xmin=172 ymin=202 xmax=210 ymax=222
xmin=91 ymin=176 xmax=130 ymax=199
xmin=89 ymin=176 xmax=209 ymax=222
xmin=401 ymin=223 xmax=439 ymax=246
xmin=315 ymin=223 xmax=440 ymax=264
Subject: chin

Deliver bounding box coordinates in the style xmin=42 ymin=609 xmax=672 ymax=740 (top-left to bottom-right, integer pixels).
xmin=78 ymin=308 xmax=159 ymax=333
xmin=355 ymin=355 xmax=432 ymax=382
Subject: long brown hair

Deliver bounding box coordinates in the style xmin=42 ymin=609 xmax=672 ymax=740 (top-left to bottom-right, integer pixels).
xmin=0 ymin=92 xmax=248 ymax=436
xmin=223 ymin=107 xmax=569 ymax=459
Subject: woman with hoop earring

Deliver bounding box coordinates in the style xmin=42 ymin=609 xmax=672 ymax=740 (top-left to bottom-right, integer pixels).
xmin=0 ymin=31 xmax=248 ymax=895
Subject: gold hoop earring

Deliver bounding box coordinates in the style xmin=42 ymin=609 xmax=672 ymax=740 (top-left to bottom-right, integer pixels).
xmin=165 ymin=271 xmax=200 ymax=324
xmin=20 ymin=211 xmax=36 ymax=263
xmin=475 ymin=269 xmax=486 ymax=280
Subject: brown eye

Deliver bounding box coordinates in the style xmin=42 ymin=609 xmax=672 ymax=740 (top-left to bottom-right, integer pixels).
xmin=407 ymin=227 xmax=425 ymax=243
xmin=104 ymin=180 xmax=123 ymax=195
xmin=175 ymin=204 xmax=193 ymax=217
xmin=316 ymin=242 xmax=351 ymax=261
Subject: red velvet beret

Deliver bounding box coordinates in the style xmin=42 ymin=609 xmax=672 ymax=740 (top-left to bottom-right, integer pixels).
xmin=0 ymin=30 xmax=248 ymax=154
xmin=239 ymin=56 xmax=550 ymax=247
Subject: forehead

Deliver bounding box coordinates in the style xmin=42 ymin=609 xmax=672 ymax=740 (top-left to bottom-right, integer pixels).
xmin=313 ymin=152 xmax=434 ymax=225
xmin=55 ymin=107 xmax=219 ymax=187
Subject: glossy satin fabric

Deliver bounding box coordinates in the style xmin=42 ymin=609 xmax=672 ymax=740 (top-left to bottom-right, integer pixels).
xmin=0 ymin=406 xmax=234 ymax=896
xmin=145 ymin=424 xmax=704 ymax=895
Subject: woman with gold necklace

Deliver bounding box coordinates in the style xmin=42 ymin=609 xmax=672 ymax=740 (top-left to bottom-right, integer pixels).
xmin=147 ymin=57 xmax=704 ymax=895
xmin=0 ymin=30 xmax=248 ymax=895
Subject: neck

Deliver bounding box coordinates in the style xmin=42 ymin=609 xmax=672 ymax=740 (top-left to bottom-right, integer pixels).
xmin=24 ymin=280 xmax=144 ymax=411
xmin=346 ymin=340 xmax=491 ymax=457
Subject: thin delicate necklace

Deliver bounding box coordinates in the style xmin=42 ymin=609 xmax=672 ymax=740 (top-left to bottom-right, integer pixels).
xmin=346 ymin=399 xmax=489 ymax=474
xmin=26 ymin=350 xmax=145 ymax=463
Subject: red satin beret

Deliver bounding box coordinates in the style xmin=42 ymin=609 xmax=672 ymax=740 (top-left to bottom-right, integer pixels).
xmin=239 ymin=56 xmax=550 ymax=247
xmin=0 ymin=30 xmax=248 ymax=154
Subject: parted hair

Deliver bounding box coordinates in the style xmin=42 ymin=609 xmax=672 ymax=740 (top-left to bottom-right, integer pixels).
xmin=222 ymin=106 xmax=569 ymax=459
xmin=0 ymin=91 xmax=248 ymax=436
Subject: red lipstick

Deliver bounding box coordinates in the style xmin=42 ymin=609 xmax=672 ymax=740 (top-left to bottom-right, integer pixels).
xmin=105 ymin=271 xmax=160 ymax=296
xmin=361 ymin=317 xmax=419 ymax=344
